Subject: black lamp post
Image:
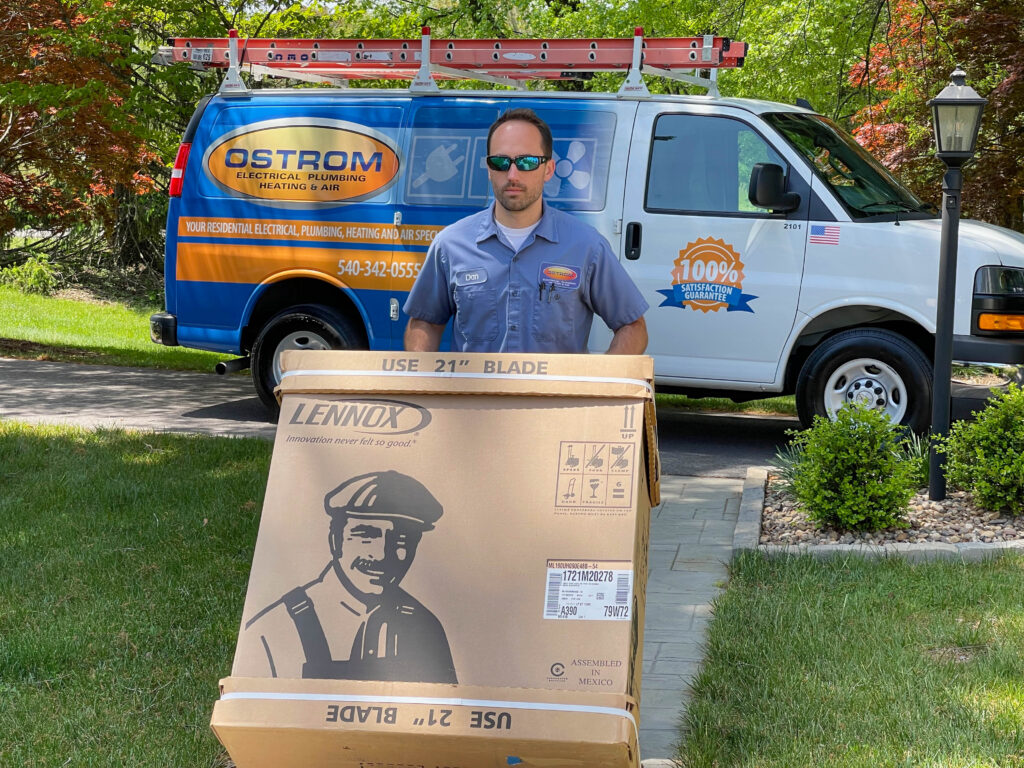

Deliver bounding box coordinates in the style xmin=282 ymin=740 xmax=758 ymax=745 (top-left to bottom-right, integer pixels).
xmin=928 ymin=68 xmax=986 ymax=501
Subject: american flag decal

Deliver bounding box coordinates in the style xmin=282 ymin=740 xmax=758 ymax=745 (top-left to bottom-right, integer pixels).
xmin=809 ymin=225 xmax=840 ymax=245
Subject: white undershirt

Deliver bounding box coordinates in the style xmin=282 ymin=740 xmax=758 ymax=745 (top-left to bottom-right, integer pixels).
xmin=496 ymin=220 xmax=540 ymax=252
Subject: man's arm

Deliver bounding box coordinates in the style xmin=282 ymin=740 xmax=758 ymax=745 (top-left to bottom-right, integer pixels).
xmin=404 ymin=318 xmax=447 ymax=351
xmin=606 ymin=316 xmax=648 ymax=355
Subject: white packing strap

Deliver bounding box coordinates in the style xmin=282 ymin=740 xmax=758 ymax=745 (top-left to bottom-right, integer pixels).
xmin=280 ymin=369 xmax=654 ymax=395
xmin=220 ymin=690 xmax=637 ymax=731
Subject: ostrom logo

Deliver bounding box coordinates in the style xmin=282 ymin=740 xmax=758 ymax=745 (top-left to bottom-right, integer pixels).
xmin=204 ymin=119 xmax=400 ymax=204
xmin=288 ymin=398 xmax=431 ymax=435
xmin=543 ymin=265 xmax=578 ymax=281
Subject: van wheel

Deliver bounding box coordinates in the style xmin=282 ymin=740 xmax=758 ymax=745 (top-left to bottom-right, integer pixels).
xmin=251 ymin=305 xmax=362 ymax=413
xmin=795 ymin=328 xmax=932 ymax=433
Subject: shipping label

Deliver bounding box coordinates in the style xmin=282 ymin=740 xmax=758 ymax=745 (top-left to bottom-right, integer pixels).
xmin=543 ymin=560 xmax=633 ymax=620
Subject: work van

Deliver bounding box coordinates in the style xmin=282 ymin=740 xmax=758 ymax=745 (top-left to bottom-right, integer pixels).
xmin=150 ymin=31 xmax=1024 ymax=430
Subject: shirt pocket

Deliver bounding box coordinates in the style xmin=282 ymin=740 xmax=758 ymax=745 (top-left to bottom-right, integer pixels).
xmin=532 ymin=284 xmax=577 ymax=343
xmin=453 ymin=284 xmax=498 ymax=342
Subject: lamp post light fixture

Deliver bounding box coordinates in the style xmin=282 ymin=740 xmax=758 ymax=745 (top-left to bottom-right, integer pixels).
xmin=927 ymin=68 xmax=986 ymax=501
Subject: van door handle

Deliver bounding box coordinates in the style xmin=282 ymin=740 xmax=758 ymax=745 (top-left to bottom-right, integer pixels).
xmin=625 ymin=222 xmax=642 ymax=260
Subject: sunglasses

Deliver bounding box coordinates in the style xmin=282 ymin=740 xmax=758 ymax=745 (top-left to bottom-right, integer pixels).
xmin=485 ymin=155 xmax=550 ymax=172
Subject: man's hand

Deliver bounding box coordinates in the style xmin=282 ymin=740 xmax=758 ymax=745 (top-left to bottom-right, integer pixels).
xmin=606 ymin=316 xmax=648 ymax=355
xmin=404 ymin=318 xmax=446 ymax=351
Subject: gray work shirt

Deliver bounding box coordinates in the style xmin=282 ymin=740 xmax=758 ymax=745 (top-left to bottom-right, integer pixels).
xmin=403 ymin=203 xmax=649 ymax=353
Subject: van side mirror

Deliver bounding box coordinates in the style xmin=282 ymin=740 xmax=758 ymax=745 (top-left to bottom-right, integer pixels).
xmin=748 ymin=163 xmax=800 ymax=213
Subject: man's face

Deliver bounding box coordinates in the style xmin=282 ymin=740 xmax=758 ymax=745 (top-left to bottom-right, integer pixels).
xmin=334 ymin=517 xmax=420 ymax=600
xmin=487 ymin=120 xmax=555 ymax=216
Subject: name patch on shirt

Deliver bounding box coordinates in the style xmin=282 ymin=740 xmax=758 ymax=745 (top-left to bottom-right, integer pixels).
xmin=540 ymin=263 xmax=581 ymax=289
xmin=455 ymin=269 xmax=488 ymax=286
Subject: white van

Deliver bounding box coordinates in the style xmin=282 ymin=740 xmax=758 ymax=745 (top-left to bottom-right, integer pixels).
xmin=150 ymin=32 xmax=1024 ymax=428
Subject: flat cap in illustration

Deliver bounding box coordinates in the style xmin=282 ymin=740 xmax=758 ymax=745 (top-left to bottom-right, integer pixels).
xmin=324 ymin=470 xmax=444 ymax=531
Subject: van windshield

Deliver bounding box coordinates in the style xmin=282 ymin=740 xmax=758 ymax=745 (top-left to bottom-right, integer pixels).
xmin=764 ymin=112 xmax=937 ymax=220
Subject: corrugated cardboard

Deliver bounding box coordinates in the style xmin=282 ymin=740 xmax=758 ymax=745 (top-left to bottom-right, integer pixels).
xmin=212 ymin=352 xmax=658 ymax=768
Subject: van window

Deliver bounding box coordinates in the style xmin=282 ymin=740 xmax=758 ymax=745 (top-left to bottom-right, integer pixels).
xmin=764 ymin=112 xmax=935 ymax=219
xmin=646 ymin=114 xmax=786 ymax=215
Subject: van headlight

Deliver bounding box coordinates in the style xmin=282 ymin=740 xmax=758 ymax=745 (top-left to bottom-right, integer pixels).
xmin=974 ymin=266 xmax=1024 ymax=332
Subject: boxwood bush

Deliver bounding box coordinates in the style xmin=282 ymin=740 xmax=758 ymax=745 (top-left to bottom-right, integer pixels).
xmin=944 ymin=383 xmax=1024 ymax=514
xmin=790 ymin=405 xmax=916 ymax=531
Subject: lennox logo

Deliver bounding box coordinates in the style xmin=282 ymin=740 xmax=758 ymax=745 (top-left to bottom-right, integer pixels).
xmin=288 ymin=398 xmax=431 ymax=435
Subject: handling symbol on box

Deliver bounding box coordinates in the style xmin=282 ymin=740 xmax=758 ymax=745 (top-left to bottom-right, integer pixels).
xmin=564 ymin=445 xmax=579 ymax=469
xmin=562 ymin=478 xmax=577 ymax=501
xmin=586 ymin=446 xmax=604 ymax=469
xmin=610 ymin=446 xmax=629 ymax=470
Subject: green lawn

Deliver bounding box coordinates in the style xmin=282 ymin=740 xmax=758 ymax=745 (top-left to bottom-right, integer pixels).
xmin=681 ymin=551 xmax=1024 ymax=767
xmin=0 ymin=286 xmax=232 ymax=371
xmin=0 ymin=422 xmax=269 ymax=767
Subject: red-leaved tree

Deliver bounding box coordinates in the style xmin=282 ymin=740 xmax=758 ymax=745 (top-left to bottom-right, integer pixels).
xmin=0 ymin=0 xmax=158 ymax=259
xmin=851 ymin=0 xmax=1024 ymax=230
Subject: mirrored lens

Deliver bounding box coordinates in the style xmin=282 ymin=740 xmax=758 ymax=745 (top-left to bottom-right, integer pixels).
xmin=486 ymin=155 xmax=548 ymax=172
xmin=486 ymin=155 xmax=513 ymax=172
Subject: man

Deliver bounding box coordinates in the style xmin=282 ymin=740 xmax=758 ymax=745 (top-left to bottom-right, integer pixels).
xmin=404 ymin=108 xmax=648 ymax=354
xmin=236 ymin=470 xmax=457 ymax=684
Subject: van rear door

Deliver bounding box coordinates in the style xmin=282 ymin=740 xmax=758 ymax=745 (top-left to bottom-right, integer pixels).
xmin=618 ymin=104 xmax=810 ymax=386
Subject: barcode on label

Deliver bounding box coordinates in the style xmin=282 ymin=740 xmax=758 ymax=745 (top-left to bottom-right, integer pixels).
xmin=615 ymin=573 xmax=630 ymax=604
xmin=544 ymin=571 xmax=563 ymax=618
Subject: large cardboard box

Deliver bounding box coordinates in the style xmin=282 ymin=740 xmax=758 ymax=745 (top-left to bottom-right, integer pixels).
xmin=212 ymin=351 xmax=659 ymax=768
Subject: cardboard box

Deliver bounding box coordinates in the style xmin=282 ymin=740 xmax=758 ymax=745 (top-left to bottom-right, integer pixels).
xmin=212 ymin=352 xmax=659 ymax=768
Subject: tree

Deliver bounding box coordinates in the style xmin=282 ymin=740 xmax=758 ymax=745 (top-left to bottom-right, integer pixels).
xmin=0 ymin=0 xmax=158 ymax=261
xmin=851 ymin=0 xmax=1024 ymax=230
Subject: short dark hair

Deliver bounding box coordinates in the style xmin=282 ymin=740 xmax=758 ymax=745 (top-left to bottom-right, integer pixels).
xmin=487 ymin=108 xmax=553 ymax=158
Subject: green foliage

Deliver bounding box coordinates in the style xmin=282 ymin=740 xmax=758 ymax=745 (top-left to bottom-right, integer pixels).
xmin=943 ymin=384 xmax=1024 ymax=514
xmin=790 ymin=406 xmax=915 ymax=530
xmin=769 ymin=440 xmax=804 ymax=496
xmin=901 ymin=428 xmax=930 ymax=490
xmin=0 ymin=255 xmax=58 ymax=295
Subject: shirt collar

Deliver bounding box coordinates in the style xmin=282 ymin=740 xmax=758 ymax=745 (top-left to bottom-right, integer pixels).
xmin=475 ymin=201 xmax=560 ymax=245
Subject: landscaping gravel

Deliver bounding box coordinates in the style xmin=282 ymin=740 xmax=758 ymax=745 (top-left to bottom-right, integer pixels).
xmin=762 ymin=478 xmax=1024 ymax=546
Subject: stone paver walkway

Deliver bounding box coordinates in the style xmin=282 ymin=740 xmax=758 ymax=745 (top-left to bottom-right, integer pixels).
xmin=640 ymin=474 xmax=742 ymax=761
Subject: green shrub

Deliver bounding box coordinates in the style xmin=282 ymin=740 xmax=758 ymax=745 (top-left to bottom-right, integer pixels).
xmin=790 ymin=406 xmax=915 ymax=531
xmin=943 ymin=384 xmax=1024 ymax=514
xmin=0 ymin=255 xmax=58 ymax=295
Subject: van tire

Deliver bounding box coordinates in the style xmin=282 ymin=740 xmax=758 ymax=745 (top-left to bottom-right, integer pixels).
xmin=795 ymin=328 xmax=932 ymax=433
xmin=251 ymin=305 xmax=362 ymax=414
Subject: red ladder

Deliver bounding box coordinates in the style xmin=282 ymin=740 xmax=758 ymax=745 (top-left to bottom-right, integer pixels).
xmin=153 ymin=27 xmax=747 ymax=97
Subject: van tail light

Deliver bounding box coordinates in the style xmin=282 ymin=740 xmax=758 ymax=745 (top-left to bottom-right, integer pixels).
xmin=169 ymin=143 xmax=191 ymax=197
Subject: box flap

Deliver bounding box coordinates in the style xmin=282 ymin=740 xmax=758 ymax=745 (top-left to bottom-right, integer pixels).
xmin=277 ymin=351 xmax=653 ymax=400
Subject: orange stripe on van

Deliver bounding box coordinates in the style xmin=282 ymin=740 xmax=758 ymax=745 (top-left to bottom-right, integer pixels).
xmin=178 ymin=217 xmax=442 ymax=247
xmin=176 ymin=242 xmax=425 ymax=291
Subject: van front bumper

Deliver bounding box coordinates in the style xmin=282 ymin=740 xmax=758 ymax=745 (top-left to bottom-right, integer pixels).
xmin=150 ymin=312 xmax=178 ymax=346
xmin=953 ymin=334 xmax=1024 ymax=365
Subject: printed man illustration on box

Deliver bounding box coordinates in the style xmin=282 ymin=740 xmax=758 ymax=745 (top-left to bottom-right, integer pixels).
xmin=237 ymin=471 xmax=458 ymax=683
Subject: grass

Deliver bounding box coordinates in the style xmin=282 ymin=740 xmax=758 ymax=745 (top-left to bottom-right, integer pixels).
xmin=0 ymin=421 xmax=269 ymax=767
xmin=680 ymin=551 xmax=1024 ymax=767
xmin=0 ymin=285 xmax=232 ymax=371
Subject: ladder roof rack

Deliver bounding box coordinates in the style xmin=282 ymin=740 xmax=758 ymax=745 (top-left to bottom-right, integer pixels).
xmin=154 ymin=27 xmax=747 ymax=98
